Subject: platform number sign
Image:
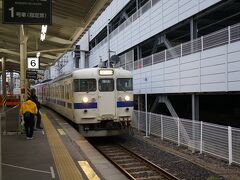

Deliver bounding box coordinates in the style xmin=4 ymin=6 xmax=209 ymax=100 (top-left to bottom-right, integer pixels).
xmin=27 ymin=57 xmax=39 ymax=69
xmin=2 ymin=0 xmax=52 ymax=24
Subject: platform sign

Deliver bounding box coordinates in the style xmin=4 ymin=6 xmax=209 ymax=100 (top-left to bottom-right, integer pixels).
xmin=27 ymin=57 xmax=39 ymax=69
xmin=26 ymin=70 xmax=37 ymax=80
xmin=2 ymin=0 xmax=52 ymax=24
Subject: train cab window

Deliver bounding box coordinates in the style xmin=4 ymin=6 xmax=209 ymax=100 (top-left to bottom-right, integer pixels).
xmin=74 ymin=79 xmax=96 ymax=92
xmin=99 ymin=79 xmax=114 ymax=92
xmin=117 ymin=78 xmax=133 ymax=91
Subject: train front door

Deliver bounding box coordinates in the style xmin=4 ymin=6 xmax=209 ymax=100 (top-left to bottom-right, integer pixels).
xmin=98 ymin=79 xmax=116 ymax=117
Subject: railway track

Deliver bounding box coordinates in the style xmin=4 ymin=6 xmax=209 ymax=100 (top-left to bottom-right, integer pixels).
xmin=94 ymin=144 xmax=179 ymax=180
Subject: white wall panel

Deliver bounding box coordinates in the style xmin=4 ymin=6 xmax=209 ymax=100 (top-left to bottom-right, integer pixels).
xmin=228 ymin=72 xmax=240 ymax=82
xmin=201 ymin=83 xmax=226 ymax=92
xmin=200 ymin=64 xmax=225 ymax=75
xmin=180 ymin=69 xmax=199 ymax=78
xmin=228 ymin=82 xmax=240 ymax=91
xmin=228 ymin=61 xmax=240 ymax=72
xmin=181 ymin=76 xmax=199 ymax=85
xmin=199 ymin=0 xmax=221 ymax=12
xmin=88 ymin=0 xmax=225 ymax=66
xmin=132 ymin=41 xmax=240 ymax=94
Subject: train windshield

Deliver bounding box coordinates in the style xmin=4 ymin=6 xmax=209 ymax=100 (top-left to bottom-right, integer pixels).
xmin=99 ymin=79 xmax=114 ymax=92
xmin=117 ymin=78 xmax=133 ymax=91
xmin=74 ymin=79 xmax=96 ymax=92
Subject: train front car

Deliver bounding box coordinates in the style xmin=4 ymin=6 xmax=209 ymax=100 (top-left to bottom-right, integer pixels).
xmin=73 ymin=68 xmax=133 ymax=137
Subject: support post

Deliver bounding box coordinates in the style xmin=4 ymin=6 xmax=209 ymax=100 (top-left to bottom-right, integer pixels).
xmin=200 ymin=121 xmax=203 ymax=154
xmin=20 ymin=25 xmax=27 ymax=103
xmin=145 ymin=93 xmax=148 ymax=137
xmin=228 ymin=126 xmax=232 ymax=165
xmin=137 ymin=95 xmax=140 ymax=131
xmin=107 ymin=22 xmax=110 ymax=67
xmin=161 ymin=114 xmax=163 ymax=140
xmin=178 ymin=117 xmax=180 ymax=146
xmin=2 ymin=57 xmax=6 ymax=112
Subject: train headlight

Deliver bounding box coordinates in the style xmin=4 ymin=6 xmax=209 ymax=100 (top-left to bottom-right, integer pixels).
xmin=82 ymin=97 xmax=89 ymax=103
xmin=124 ymin=95 xmax=130 ymax=101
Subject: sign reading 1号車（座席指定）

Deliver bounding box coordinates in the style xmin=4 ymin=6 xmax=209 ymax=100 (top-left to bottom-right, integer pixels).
xmin=2 ymin=0 xmax=52 ymax=24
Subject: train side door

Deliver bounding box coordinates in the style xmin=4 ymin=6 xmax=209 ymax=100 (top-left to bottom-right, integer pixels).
xmin=98 ymin=78 xmax=116 ymax=117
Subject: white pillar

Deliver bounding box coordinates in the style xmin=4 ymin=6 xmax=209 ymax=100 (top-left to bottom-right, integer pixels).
xmin=80 ymin=51 xmax=85 ymax=69
xmin=20 ymin=25 xmax=27 ymax=103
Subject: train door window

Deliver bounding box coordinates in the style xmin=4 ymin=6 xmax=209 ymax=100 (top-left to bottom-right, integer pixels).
xmin=99 ymin=79 xmax=114 ymax=92
xmin=117 ymin=78 xmax=133 ymax=91
xmin=74 ymin=79 xmax=96 ymax=92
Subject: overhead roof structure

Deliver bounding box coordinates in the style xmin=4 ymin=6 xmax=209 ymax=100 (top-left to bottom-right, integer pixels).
xmin=0 ymin=0 xmax=112 ymax=71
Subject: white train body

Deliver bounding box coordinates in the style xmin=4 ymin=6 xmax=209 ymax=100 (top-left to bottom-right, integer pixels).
xmin=34 ymin=68 xmax=133 ymax=137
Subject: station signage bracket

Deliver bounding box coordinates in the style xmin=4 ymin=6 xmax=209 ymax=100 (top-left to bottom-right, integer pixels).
xmin=2 ymin=0 xmax=52 ymax=24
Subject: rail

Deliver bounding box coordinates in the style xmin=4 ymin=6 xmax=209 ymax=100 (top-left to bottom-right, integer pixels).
xmin=132 ymin=110 xmax=240 ymax=165
xmin=94 ymin=144 xmax=179 ymax=180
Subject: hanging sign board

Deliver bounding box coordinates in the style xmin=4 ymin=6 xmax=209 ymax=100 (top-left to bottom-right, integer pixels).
xmin=26 ymin=70 xmax=37 ymax=80
xmin=27 ymin=57 xmax=39 ymax=69
xmin=2 ymin=0 xmax=52 ymax=24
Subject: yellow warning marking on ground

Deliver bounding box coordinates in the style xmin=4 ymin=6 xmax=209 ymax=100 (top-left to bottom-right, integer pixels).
xmin=42 ymin=113 xmax=83 ymax=180
xmin=57 ymin=129 xmax=66 ymax=135
xmin=78 ymin=161 xmax=100 ymax=180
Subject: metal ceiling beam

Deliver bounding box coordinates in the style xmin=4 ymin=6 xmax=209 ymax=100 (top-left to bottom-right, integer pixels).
xmin=41 ymin=54 xmax=57 ymax=60
xmin=28 ymin=48 xmax=74 ymax=54
xmin=52 ymin=15 xmax=85 ymax=27
xmin=0 ymin=48 xmax=19 ymax=56
xmin=29 ymin=30 xmax=72 ymax=45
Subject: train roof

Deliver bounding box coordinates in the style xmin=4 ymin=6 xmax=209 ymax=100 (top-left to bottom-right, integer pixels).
xmin=72 ymin=68 xmax=132 ymax=78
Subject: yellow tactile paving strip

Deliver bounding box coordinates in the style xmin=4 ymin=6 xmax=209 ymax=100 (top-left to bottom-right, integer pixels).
xmin=42 ymin=113 xmax=83 ymax=180
xmin=78 ymin=161 xmax=100 ymax=180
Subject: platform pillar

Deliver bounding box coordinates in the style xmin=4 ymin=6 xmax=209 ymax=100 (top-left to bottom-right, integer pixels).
xmin=80 ymin=51 xmax=85 ymax=69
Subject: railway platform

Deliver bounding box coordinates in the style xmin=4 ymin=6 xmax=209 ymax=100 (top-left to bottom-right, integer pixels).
xmin=1 ymin=107 xmax=128 ymax=180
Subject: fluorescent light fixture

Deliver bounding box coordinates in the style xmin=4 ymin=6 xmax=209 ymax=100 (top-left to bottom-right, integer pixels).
xmin=40 ymin=25 xmax=47 ymax=41
xmin=41 ymin=25 xmax=48 ymax=34
xmin=36 ymin=52 xmax=40 ymax=58
xmin=40 ymin=33 xmax=46 ymax=41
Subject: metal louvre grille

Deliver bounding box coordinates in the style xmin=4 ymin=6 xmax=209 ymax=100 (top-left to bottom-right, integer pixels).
xmin=202 ymin=123 xmax=228 ymax=159
xmin=231 ymin=24 xmax=240 ymax=43
xmin=126 ymin=62 xmax=134 ymax=71
xmin=162 ymin=115 xmax=178 ymax=142
xmin=166 ymin=46 xmax=181 ymax=60
xmin=131 ymin=111 xmax=138 ymax=128
xmin=152 ymin=0 xmax=160 ymax=6
xmin=139 ymin=111 xmax=146 ymax=131
xmin=182 ymin=38 xmax=202 ymax=56
xmin=180 ymin=119 xmax=200 ymax=149
xmin=142 ymin=56 xmax=152 ymax=67
xmin=132 ymin=110 xmax=240 ymax=165
xmin=203 ymin=29 xmax=228 ymax=50
xmin=232 ymin=128 xmax=240 ymax=164
xmin=134 ymin=59 xmax=142 ymax=70
xmin=153 ymin=51 xmax=165 ymax=64
xmin=140 ymin=1 xmax=151 ymax=15
xmin=150 ymin=113 xmax=162 ymax=137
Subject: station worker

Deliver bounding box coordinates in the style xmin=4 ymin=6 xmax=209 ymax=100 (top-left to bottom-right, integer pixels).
xmin=20 ymin=98 xmax=38 ymax=139
xmin=30 ymin=88 xmax=43 ymax=129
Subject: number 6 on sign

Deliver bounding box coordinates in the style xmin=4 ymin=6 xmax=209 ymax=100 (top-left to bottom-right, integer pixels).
xmin=27 ymin=57 xmax=39 ymax=69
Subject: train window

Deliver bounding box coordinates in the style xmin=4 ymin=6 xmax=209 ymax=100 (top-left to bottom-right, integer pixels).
xmin=117 ymin=78 xmax=133 ymax=91
xmin=74 ymin=79 xmax=96 ymax=92
xmin=99 ymin=79 xmax=114 ymax=92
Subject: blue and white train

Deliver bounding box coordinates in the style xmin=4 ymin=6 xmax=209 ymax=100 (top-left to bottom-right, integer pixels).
xmin=34 ymin=68 xmax=133 ymax=137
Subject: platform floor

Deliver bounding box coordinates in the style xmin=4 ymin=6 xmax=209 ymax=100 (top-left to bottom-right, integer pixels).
xmin=2 ymin=107 xmax=127 ymax=180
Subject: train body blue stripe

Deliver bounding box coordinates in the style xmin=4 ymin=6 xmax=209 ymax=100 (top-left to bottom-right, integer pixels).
xmin=74 ymin=102 xmax=97 ymax=109
xmin=117 ymin=101 xmax=134 ymax=107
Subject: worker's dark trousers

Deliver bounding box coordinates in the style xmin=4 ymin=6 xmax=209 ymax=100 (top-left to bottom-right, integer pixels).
xmin=24 ymin=113 xmax=35 ymax=138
